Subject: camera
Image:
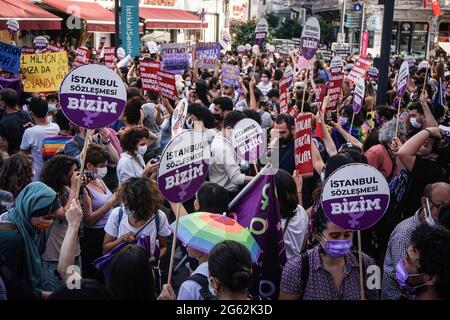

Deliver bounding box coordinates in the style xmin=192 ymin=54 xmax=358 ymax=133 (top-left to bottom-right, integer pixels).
xmin=83 ymin=171 xmax=94 ymax=181
xmin=150 ymin=155 xmax=161 ymax=165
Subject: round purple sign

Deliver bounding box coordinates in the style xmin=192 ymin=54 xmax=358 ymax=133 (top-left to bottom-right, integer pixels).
xmin=7 ymin=19 xmax=19 ymax=33
xmin=158 ymin=130 xmax=211 ymax=203
xmin=300 ymin=17 xmax=320 ymax=60
xmin=59 ymin=64 xmax=127 ymax=129
xmin=321 ymin=163 xmax=390 ymax=231
xmin=232 ymin=119 xmax=266 ymax=163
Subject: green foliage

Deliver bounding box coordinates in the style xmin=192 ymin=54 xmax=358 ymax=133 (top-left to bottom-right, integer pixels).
xmin=275 ymin=18 xmax=302 ymax=39
xmin=316 ymin=15 xmax=335 ymax=45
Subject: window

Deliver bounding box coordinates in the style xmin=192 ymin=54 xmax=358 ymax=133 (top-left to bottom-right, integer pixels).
xmin=411 ymin=22 xmax=428 ymax=58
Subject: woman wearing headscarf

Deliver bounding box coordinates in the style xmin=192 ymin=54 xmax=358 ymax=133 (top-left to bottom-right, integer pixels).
xmin=0 ymin=182 xmax=63 ymax=299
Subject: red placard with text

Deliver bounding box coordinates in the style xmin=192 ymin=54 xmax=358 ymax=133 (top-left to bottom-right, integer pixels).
xmin=295 ymin=113 xmax=313 ymax=175
xmin=279 ymin=76 xmax=289 ymax=114
xmin=140 ymin=60 xmax=161 ymax=93
xmin=104 ymin=47 xmax=115 ymax=69
xmin=157 ymin=69 xmax=177 ymax=101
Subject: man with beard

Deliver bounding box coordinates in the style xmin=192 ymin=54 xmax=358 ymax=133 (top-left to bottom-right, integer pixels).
xmin=211 ymin=97 xmax=234 ymax=131
xmin=271 ymin=114 xmax=295 ymax=174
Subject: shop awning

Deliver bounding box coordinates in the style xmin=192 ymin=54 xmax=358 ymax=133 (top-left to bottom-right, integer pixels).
xmin=140 ymin=7 xmax=207 ymax=29
xmin=438 ymin=42 xmax=450 ymax=55
xmin=41 ymin=0 xmax=116 ymax=33
xmin=0 ymin=0 xmax=62 ymax=30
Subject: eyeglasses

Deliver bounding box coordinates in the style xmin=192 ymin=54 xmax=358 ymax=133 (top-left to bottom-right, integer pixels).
xmin=428 ymin=198 xmax=443 ymax=212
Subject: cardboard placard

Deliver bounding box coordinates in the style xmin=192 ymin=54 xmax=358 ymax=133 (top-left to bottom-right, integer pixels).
xmin=140 ymin=60 xmax=160 ymax=92
xmin=295 ymin=113 xmax=313 ymax=175
xmin=0 ymin=41 xmax=21 ymax=73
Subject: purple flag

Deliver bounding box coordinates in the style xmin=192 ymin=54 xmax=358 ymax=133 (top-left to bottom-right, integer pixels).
xmin=228 ymin=163 xmax=287 ymax=300
xmin=0 ymin=77 xmax=21 ymax=93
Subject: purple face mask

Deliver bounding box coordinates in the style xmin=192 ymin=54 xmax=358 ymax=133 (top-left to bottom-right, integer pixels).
xmin=395 ymin=259 xmax=426 ymax=293
xmin=321 ymin=236 xmax=352 ymax=258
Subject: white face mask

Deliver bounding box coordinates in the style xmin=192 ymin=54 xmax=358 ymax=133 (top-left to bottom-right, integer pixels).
xmin=425 ymin=198 xmax=437 ymax=227
xmin=137 ymin=145 xmax=147 ymax=156
xmin=410 ymin=117 xmax=421 ymax=128
xmin=185 ymin=80 xmax=192 ymax=88
xmin=95 ymin=167 xmax=108 ymax=179
xmin=48 ymin=103 xmax=57 ymax=112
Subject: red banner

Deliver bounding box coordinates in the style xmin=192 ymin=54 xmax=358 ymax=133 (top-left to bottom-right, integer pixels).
xmin=295 ymin=113 xmax=313 ymax=175
xmin=98 ymin=36 xmax=107 ymax=52
xmin=103 ymin=47 xmax=115 ymax=69
xmin=328 ymin=63 xmax=344 ymax=111
xmin=279 ymin=76 xmax=289 ymax=114
xmin=346 ymin=58 xmax=370 ymax=83
xmin=157 ymin=69 xmax=178 ymax=101
xmin=73 ymin=47 xmax=90 ymax=68
xmin=140 ymin=60 xmax=160 ymax=93
xmin=315 ymin=83 xmax=327 ymax=112
xmin=47 ymin=44 xmax=64 ymax=52
xmin=361 ymin=31 xmax=369 ymax=59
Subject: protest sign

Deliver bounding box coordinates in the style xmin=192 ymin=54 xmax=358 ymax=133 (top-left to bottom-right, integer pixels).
xmin=396 ymin=61 xmax=409 ymax=98
xmin=220 ymin=31 xmax=232 ymax=49
xmin=295 ymin=113 xmax=313 ymax=175
xmin=73 ymin=47 xmax=91 ymax=68
xmin=321 ymin=163 xmax=390 ymax=231
xmin=300 ymin=17 xmax=320 ymax=60
xmin=404 ymin=55 xmax=415 ymax=68
xmin=161 ymin=43 xmax=189 ymax=74
xmin=98 ymin=36 xmax=107 ymax=53
xmin=22 ymin=47 xmax=35 ymax=55
xmin=33 ymin=36 xmax=48 ymax=50
xmin=140 ymin=60 xmax=160 ymax=92
xmin=237 ymin=45 xmax=246 ymax=54
xmin=147 ymin=41 xmax=158 ymax=54
xmin=0 ymin=77 xmax=21 ymax=93
xmin=252 ymin=44 xmax=260 ymax=55
xmin=368 ymin=66 xmax=378 ymax=79
xmin=245 ymin=43 xmax=252 ymax=51
xmin=222 ymin=63 xmax=240 ymax=88
xmin=20 ymin=51 xmax=68 ymax=93
xmin=157 ymin=69 xmax=177 ymax=101
xmin=428 ymin=16 xmax=438 ymax=54
xmin=327 ymin=56 xmax=344 ymax=111
xmin=195 ymin=42 xmax=220 ymax=69
xmin=315 ymin=83 xmax=327 ymax=112
xmin=317 ymin=45 xmax=332 ymax=63
xmin=273 ymin=39 xmax=296 ymax=55
xmin=361 ymin=31 xmax=369 ymax=59
xmin=158 ymin=129 xmax=210 ymax=203
xmin=353 ymin=78 xmax=365 ymax=114
xmin=284 ymin=65 xmax=294 ymax=88
xmin=346 ymin=58 xmax=370 ymax=83
xmin=332 ymin=42 xmax=350 ymax=59
xmin=117 ymin=47 xmax=126 ymax=60
xmin=59 ymin=64 xmax=127 ymax=130
xmin=279 ymin=77 xmax=289 ymax=114
xmin=104 ymin=47 xmax=115 ymax=69
xmin=232 ymin=118 xmax=266 ymax=163
xmin=47 ymin=44 xmax=64 ymax=52
xmin=0 ymin=41 xmax=21 ymax=73
xmin=297 ymin=56 xmax=315 ymax=72
xmin=7 ymin=19 xmax=19 ymax=33
xmin=117 ymin=54 xmax=133 ymax=68
xmin=120 ymin=0 xmax=140 ymax=57
xmin=255 ymin=18 xmax=269 ymax=46
xmin=171 ymin=98 xmax=188 ymax=136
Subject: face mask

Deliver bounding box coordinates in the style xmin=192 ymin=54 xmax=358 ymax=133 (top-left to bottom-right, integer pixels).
xmin=321 ymin=236 xmax=352 ymax=258
xmin=185 ymin=81 xmax=192 ymax=88
xmin=48 ymin=103 xmax=57 ymax=112
xmin=410 ymin=117 xmax=421 ymax=128
xmin=395 ymin=259 xmax=426 ymax=293
xmin=95 ymin=167 xmax=108 ymax=179
xmin=261 ymin=77 xmax=269 ymax=84
xmin=137 ymin=145 xmax=147 ymax=156
xmin=339 ymin=116 xmax=349 ymax=126
xmin=320 ymin=170 xmax=325 ymax=182
xmin=425 ymin=198 xmax=437 ymax=227
xmin=35 ymin=219 xmax=54 ymax=232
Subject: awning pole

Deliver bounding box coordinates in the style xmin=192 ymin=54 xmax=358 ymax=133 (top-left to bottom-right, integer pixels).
xmin=115 ymin=0 xmax=121 ymax=52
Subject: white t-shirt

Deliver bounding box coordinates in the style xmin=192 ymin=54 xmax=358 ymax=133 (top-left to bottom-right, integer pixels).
xmin=281 ymin=205 xmax=309 ymax=259
xmin=104 ymin=207 xmax=171 ymax=254
xmin=20 ymin=122 xmax=60 ymax=181
xmin=257 ymin=81 xmax=273 ymax=96
xmin=116 ymin=153 xmax=146 ymax=185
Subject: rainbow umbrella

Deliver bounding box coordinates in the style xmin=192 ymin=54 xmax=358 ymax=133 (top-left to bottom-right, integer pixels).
xmin=169 ymin=212 xmax=261 ymax=263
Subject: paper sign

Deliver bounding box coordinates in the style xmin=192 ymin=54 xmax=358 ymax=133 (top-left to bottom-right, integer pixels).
xmin=98 ymin=37 xmax=107 ymax=53
xmin=252 ymin=45 xmax=260 ymax=55
xmin=20 ymin=51 xmax=68 ymax=93
xmin=404 ymin=55 xmax=415 ymax=68
xmin=221 ymin=63 xmax=241 ymax=88
xmin=171 ymin=98 xmax=188 ymax=136
xmin=117 ymin=47 xmax=126 ymax=60
xmin=368 ymin=66 xmax=378 ymax=79
xmin=158 ymin=130 xmax=210 ymax=203
xmin=279 ymin=77 xmax=289 ymax=114
xmin=232 ymin=118 xmax=266 ymax=162
xmin=147 ymin=41 xmax=158 ymax=53
xmin=0 ymin=41 xmax=21 ymax=73
xmin=73 ymin=47 xmax=91 ymax=68
xmin=397 ymin=61 xmax=409 ymax=98
xmin=47 ymin=44 xmax=64 ymax=52
xmin=157 ymin=69 xmax=177 ymax=101
xmin=245 ymin=44 xmax=252 ymax=51
xmin=195 ymin=42 xmax=220 ymax=69
xmin=104 ymin=47 xmax=115 ymax=69
xmin=117 ymin=54 xmax=133 ymax=68
xmin=255 ymin=19 xmax=269 ymax=45
xmin=327 ymin=56 xmax=344 ymax=110
xmin=140 ymin=60 xmax=160 ymax=92
xmin=321 ymin=163 xmax=390 ymax=231
xmin=161 ymin=43 xmax=189 ymax=74
xmin=332 ymin=42 xmax=350 ymax=59
xmin=7 ymin=19 xmax=19 ymax=33
xmin=300 ymin=17 xmax=320 ymax=60
xmin=237 ymin=45 xmax=246 ymax=54
xmin=220 ymin=31 xmax=232 ymax=50
xmin=59 ymin=64 xmax=127 ymax=129
xmin=346 ymin=58 xmax=370 ymax=83
xmin=360 ymin=31 xmax=369 ymax=59
xmin=353 ymin=77 xmax=365 ymax=114
xmin=22 ymin=47 xmax=35 ymax=55
xmin=315 ymin=83 xmax=327 ymax=112
xmin=33 ymin=36 xmax=48 ymax=50
xmin=295 ymin=113 xmax=313 ymax=175
xmin=284 ymin=65 xmax=294 ymax=88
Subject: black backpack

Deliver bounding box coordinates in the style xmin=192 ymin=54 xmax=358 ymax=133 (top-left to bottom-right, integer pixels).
xmin=185 ymin=273 xmax=217 ymax=300
xmin=0 ymin=256 xmax=37 ymax=300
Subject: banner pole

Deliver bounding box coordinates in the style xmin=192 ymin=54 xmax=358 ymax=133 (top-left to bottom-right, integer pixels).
xmin=300 ymin=60 xmax=310 ymax=114
xmin=358 ymin=230 xmax=366 ymax=300
xmin=395 ymin=97 xmax=402 ymax=137
xmin=347 ymin=112 xmax=355 ymax=143
xmin=167 ymin=203 xmax=181 ymax=285
xmin=76 ymin=129 xmax=94 ymax=196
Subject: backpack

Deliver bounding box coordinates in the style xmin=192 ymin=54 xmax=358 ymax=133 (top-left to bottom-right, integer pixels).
xmin=185 ymin=273 xmax=217 ymax=300
xmin=0 ymin=255 xmax=37 ymax=300
xmin=42 ymin=136 xmax=74 ymax=161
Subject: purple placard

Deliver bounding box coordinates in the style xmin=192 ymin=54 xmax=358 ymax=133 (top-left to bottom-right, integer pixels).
xmin=195 ymin=42 xmax=220 ymax=69
xmin=161 ymin=43 xmax=189 ymax=75
xmin=321 ymin=163 xmax=390 ymax=231
xmin=158 ymin=130 xmax=211 ymax=203
xmin=353 ymin=78 xmax=365 ymax=114
xmin=232 ymin=119 xmax=266 ymax=162
xmin=7 ymin=19 xmax=19 ymax=33
xmin=300 ymin=17 xmax=320 ymax=60
xmin=255 ymin=19 xmax=268 ymax=46
xmin=33 ymin=36 xmax=48 ymax=50
xmin=397 ymin=61 xmax=409 ymax=98
xmin=368 ymin=66 xmax=379 ymax=79
xmin=59 ymin=64 xmax=127 ymax=129
xmin=221 ymin=63 xmax=241 ymax=88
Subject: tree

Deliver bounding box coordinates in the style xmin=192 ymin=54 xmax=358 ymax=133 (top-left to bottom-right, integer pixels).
xmin=275 ymin=18 xmax=302 ymax=39
xmin=317 ymin=15 xmax=335 ymax=46
xmin=232 ymin=20 xmax=256 ymax=49
xmin=265 ymin=11 xmax=279 ymax=29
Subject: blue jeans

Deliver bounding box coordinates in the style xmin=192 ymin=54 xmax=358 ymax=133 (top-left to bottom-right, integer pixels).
xmin=42 ymin=256 xmax=81 ymax=292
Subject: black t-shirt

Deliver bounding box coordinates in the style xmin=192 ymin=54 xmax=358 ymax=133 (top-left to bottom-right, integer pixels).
xmin=279 ymin=140 xmax=295 ymax=175
xmin=0 ymin=111 xmax=31 ymax=154
xmin=403 ymin=156 xmax=449 ymax=217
